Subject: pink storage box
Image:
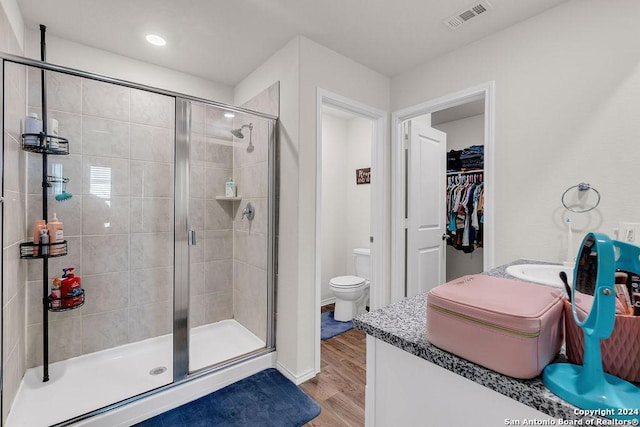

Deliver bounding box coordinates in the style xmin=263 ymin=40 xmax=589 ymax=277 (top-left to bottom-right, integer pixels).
xmin=426 ymin=274 xmax=564 ymax=379
xmin=564 ymin=300 xmax=640 ymax=383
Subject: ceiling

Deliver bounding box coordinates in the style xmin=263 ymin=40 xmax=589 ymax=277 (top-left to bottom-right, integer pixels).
xmin=432 ymin=99 xmax=485 ymax=126
xmin=16 ymin=0 xmax=566 ymax=86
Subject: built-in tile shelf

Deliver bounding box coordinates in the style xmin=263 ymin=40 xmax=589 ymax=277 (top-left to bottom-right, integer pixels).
xmin=215 ymin=196 xmax=242 ymax=201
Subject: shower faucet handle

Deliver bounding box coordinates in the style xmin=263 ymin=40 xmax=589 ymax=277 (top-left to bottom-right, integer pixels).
xmin=242 ymin=202 xmax=255 ymax=221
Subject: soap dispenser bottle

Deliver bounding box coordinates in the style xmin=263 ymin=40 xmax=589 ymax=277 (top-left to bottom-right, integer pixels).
xmin=225 ymin=177 xmax=235 ymax=197
xmin=32 ymin=219 xmax=46 ymax=255
xmin=39 ymin=228 xmax=49 ymax=256
xmin=47 ymin=213 xmax=64 ymax=255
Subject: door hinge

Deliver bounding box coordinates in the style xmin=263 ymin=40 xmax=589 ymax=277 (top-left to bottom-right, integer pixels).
xmin=188 ymin=230 xmax=197 ymax=246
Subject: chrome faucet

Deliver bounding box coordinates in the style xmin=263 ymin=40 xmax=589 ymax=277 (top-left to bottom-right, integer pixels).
xmin=242 ymin=202 xmax=255 ymax=221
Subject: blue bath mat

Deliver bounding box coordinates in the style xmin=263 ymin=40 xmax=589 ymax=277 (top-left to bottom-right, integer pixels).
xmin=321 ymin=310 xmax=353 ymax=340
xmin=135 ymin=368 xmax=320 ymax=427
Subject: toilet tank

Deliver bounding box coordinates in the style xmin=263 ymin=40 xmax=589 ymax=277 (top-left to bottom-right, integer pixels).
xmin=353 ymin=248 xmax=371 ymax=280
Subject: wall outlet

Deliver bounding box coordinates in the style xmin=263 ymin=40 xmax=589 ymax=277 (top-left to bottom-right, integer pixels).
xmin=618 ymin=222 xmax=640 ymax=243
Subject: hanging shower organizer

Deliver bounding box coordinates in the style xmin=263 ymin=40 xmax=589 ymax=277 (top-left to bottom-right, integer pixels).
xmin=17 ymin=25 xmax=84 ymax=383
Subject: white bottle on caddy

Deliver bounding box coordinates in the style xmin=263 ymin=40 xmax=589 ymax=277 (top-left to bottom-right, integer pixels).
xmin=24 ymin=113 xmax=42 ymax=147
xmin=47 ymin=213 xmax=64 ymax=255
xmin=48 ymin=118 xmax=59 ymax=150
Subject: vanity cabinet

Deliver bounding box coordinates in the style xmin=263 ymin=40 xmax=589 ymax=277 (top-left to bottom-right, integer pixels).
xmin=355 ymin=260 xmax=609 ymax=426
xmin=367 ymin=337 xmax=552 ymax=426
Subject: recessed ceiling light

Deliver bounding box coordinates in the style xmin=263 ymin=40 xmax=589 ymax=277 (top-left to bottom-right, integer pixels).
xmin=224 ymin=112 xmax=235 ymax=118
xmin=145 ymin=34 xmax=166 ymax=46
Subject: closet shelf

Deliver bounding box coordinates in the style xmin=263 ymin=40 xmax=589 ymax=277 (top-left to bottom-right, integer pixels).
xmin=215 ymin=196 xmax=242 ymax=201
xmin=48 ymin=289 xmax=85 ymax=312
xmin=21 ymin=133 xmax=69 ymax=155
xmin=19 ymin=240 xmax=68 ymax=259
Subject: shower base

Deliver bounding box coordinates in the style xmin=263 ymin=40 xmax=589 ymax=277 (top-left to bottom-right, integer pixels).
xmin=7 ymin=319 xmax=265 ymax=427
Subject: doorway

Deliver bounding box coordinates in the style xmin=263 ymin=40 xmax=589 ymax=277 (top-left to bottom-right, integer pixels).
xmin=422 ymin=99 xmax=486 ymax=283
xmin=391 ymin=82 xmax=495 ymax=301
xmin=315 ymin=89 xmax=387 ymax=374
xmin=319 ymin=106 xmax=373 ymax=306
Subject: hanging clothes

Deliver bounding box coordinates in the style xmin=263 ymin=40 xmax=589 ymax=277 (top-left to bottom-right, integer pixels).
xmin=446 ymin=172 xmax=484 ymax=252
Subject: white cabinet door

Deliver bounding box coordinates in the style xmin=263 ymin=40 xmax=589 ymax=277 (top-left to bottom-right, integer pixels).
xmin=406 ymin=120 xmax=446 ymax=297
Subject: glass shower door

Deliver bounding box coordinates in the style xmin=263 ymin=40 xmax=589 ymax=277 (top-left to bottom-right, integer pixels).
xmin=186 ymin=101 xmax=273 ymax=372
xmin=4 ymin=63 xmax=175 ymax=426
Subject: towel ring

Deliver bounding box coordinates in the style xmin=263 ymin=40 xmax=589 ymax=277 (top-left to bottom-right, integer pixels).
xmin=561 ymin=182 xmax=601 ymax=213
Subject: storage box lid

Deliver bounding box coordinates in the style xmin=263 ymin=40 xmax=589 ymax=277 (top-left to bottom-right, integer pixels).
xmin=428 ymin=275 xmax=563 ymax=334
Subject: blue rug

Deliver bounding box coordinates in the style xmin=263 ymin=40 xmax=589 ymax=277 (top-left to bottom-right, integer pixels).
xmin=321 ymin=310 xmax=352 ymax=340
xmin=135 ymin=368 xmax=320 ymax=427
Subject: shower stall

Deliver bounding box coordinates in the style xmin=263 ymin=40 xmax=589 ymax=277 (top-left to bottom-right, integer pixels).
xmin=1 ymin=54 xmax=277 ymax=426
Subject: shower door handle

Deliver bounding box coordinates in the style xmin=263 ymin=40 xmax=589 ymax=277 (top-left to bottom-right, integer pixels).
xmin=188 ymin=230 xmax=197 ymax=246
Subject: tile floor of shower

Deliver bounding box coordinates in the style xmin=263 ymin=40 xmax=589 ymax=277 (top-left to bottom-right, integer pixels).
xmin=7 ymin=319 xmax=264 ymax=426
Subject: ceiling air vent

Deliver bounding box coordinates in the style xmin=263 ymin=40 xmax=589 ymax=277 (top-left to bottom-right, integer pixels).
xmin=444 ymin=1 xmax=493 ymax=30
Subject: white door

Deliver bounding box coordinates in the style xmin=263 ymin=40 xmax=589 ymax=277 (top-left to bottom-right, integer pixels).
xmin=406 ymin=120 xmax=447 ymax=297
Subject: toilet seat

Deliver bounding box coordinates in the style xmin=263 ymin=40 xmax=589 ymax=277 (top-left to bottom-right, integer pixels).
xmin=330 ymin=275 xmax=366 ymax=288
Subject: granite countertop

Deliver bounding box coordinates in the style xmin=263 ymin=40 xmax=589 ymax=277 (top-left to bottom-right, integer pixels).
xmin=353 ymin=259 xmax=607 ymax=423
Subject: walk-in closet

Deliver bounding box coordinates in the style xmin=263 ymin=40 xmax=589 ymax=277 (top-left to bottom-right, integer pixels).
xmin=431 ymin=99 xmax=485 ymax=282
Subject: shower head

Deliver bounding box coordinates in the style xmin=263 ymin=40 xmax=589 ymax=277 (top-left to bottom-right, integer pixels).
xmin=230 ymin=123 xmax=253 ymax=139
xmin=231 ymin=123 xmax=255 ymax=153
xmin=230 ymin=128 xmax=244 ymax=138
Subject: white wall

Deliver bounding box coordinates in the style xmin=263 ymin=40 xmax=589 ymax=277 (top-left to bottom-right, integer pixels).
xmin=299 ymin=37 xmax=388 ymax=379
xmin=392 ymin=0 xmax=640 ymax=266
xmin=346 ymin=116 xmax=372 ymax=265
xmin=320 ymin=113 xmax=348 ymax=302
xmin=320 ymin=113 xmax=372 ymax=303
xmin=233 ymin=37 xmax=303 ymax=378
xmin=0 ymin=0 xmax=23 ymax=50
xmin=435 ymin=114 xmax=484 ymax=151
xmin=433 ymin=115 xmax=484 ymax=281
xmin=24 ymin=30 xmax=233 ymax=103
xmin=235 ymin=35 xmax=389 ymax=381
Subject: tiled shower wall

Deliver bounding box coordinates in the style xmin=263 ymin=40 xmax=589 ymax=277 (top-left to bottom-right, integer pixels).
xmin=24 ymin=69 xmax=175 ymax=367
xmin=1 ymin=6 xmax=28 ymax=422
xmin=188 ymin=83 xmax=278 ymax=341
xmin=188 ymin=102 xmax=235 ymax=327
xmin=233 ymin=83 xmax=279 ymax=341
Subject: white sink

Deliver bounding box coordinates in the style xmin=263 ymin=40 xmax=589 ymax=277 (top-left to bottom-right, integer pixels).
xmin=505 ymin=264 xmax=573 ymax=289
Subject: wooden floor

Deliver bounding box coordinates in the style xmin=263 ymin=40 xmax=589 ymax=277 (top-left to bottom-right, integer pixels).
xmin=300 ymin=305 xmax=367 ymax=427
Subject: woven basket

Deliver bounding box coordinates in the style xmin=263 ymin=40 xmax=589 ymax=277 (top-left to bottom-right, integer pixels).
xmin=564 ymin=300 xmax=640 ymax=383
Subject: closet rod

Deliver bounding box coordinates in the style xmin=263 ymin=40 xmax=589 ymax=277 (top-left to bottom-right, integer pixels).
xmin=446 ymin=169 xmax=483 ymax=176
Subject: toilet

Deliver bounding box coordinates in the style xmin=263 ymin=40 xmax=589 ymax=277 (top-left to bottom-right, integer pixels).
xmin=330 ymin=248 xmax=370 ymax=322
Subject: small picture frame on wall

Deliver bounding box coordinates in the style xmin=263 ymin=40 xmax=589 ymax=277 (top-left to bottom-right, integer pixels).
xmin=356 ymin=167 xmax=371 ymax=185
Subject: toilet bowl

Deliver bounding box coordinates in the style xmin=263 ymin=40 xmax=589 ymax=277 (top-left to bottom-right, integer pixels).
xmin=329 ymin=248 xmax=370 ymax=322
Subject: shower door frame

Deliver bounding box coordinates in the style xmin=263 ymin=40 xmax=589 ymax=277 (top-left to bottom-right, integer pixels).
xmin=0 ymin=53 xmax=278 ymax=425
xmin=174 ymin=96 xmax=278 ymax=377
